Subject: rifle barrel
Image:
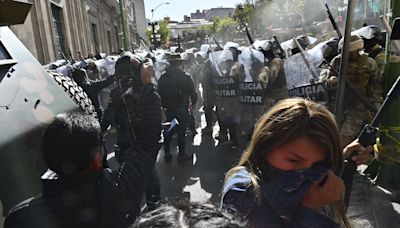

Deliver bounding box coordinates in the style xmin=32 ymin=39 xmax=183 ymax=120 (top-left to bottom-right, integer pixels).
xmin=325 ymin=3 xmax=342 ymax=38
xmin=371 ymin=75 xmax=400 ymax=127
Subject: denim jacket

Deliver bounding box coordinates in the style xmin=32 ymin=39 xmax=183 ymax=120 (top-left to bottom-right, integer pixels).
xmin=221 ymin=165 xmax=339 ymax=228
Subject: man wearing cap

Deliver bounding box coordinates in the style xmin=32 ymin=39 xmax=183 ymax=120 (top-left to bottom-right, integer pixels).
xmin=325 ymin=34 xmax=382 ymax=145
xmin=158 ymin=53 xmax=198 ymax=161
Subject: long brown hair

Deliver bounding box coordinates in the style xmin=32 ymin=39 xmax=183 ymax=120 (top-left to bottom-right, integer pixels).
xmin=225 ymin=98 xmax=350 ymax=227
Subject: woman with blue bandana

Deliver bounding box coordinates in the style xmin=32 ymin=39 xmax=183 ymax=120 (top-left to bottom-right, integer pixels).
xmin=221 ymin=98 xmax=354 ymax=227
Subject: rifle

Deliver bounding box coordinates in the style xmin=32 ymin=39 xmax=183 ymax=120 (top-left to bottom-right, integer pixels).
xmin=117 ymin=79 xmax=137 ymax=144
xmin=342 ymin=75 xmax=400 ymax=208
xmin=139 ymin=37 xmax=153 ymax=54
xmin=68 ymin=48 xmax=76 ymax=64
xmin=212 ymin=37 xmax=223 ymax=50
xmin=293 ymin=38 xmax=319 ymax=81
xmin=244 ymin=23 xmax=254 ymax=45
xmin=325 ymin=3 xmax=342 ymax=39
xmin=272 ymin=35 xmax=286 ymax=59
xmin=58 ymin=47 xmax=68 ymax=62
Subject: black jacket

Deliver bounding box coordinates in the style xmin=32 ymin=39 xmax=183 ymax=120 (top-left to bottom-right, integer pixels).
xmin=4 ymin=83 xmax=162 ymax=228
xmin=158 ymin=66 xmax=197 ymax=109
xmin=80 ymin=75 xmax=115 ymax=119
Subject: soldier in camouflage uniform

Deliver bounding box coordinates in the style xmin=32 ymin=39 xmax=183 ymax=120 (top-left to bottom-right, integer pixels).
xmin=200 ymin=52 xmax=216 ymax=135
xmin=356 ymin=25 xmax=386 ymax=100
xmin=325 ymin=35 xmax=382 ymax=145
xmin=259 ymin=40 xmax=288 ymax=111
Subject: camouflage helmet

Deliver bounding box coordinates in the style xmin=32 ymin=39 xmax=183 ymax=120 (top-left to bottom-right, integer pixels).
xmin=339 ymin=34 xmax=364 ymax=52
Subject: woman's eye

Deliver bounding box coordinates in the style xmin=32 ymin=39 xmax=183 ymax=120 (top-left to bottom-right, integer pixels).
xmin=288 ymin=159 xmax=300 ymax=163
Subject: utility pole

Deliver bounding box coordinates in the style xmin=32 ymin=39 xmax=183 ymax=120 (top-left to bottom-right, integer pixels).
xmin=119 ymin=0 xmax=129 ymax=51
xmin=334 ymin=0 xmax=355 ymax=124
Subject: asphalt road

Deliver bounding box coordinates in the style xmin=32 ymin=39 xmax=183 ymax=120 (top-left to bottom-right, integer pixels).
xmin=104 ymin=112 xmax=244 ymax=205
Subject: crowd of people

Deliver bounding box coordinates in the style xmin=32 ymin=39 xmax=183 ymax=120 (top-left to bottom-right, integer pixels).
xmin=3 ymin=23 xmax=386 ymax=227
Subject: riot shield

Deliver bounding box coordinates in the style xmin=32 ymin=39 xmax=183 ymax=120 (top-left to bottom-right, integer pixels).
xmin=209 ymin=49 xmax=240 ymax=140
xmin=238 ymin=47 xmax=264 ymax=83
xmin=154 ymin=52 xmax=169 ymax=81
xmin=284 ymin=50 xmax=328 ymax=104
xmin=95 ymin=55 xmax=118 ymax=79
xmin=209 ymin=50 xmax=237 ymax=97
xmin=237 ymin=47 xmax=267 ymax=138
xmin=55 ymin=64 xmax=74 ymax=78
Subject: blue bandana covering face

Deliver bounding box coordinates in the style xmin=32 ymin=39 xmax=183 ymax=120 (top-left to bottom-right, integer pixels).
xmin=257 ymin=163 xmax=329 ymax=219
xmin=221 ymin=163 xmax=338 ymax=227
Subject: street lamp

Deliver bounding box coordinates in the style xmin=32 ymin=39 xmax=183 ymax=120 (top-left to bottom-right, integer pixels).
xmin=148 ymin=2 xmax=170 ymax=50
xmin=148 ymin=22 xmax=163 ymax=49
xmin=151 ymin=2 xmax=170 ymax=20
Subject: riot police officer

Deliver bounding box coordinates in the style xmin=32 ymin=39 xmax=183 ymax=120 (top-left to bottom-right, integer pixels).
xmin=259 ymin=40 xmax=288 ymax=110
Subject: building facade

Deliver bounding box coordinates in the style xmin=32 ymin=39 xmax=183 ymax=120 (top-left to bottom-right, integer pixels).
xmin=134 ymin=0 xmax=146 ymax=43
xmin=191 ymin=10 xmax=206 ymax=20
xmin=10 ymin=0 xmax=144 ymax=64
xmin=205 ymin=7 xmax=235 ymax=21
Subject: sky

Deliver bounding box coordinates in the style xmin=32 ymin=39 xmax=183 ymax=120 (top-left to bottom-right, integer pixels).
xmin=144 ymin=0 xmax=245 ymax=21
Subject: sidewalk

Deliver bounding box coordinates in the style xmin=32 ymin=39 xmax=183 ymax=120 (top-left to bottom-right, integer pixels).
xmin=348 ymin=172 xmax=400 ymax=227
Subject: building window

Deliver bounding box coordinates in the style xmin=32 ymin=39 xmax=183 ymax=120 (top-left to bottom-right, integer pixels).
xmin=91 ymin=23 xmax=99 ymax=53
xmin=107 ymin=31 xmax=112 ymax=53
xmin=115 ymin=26 xmax=120 ymax=50
xmin=51 ymin=3 xmax=66 ymax=59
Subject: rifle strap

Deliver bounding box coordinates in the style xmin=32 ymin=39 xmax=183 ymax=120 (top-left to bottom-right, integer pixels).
xmin=369 ymin=47 xmax=384 ymax=59
xmin=375 ymin=126 xmax=400 ymax=164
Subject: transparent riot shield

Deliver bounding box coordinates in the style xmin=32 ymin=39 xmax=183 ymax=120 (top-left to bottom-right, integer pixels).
xmin=209 ymin=50 xmax=237 ymax=97
xmin=284 ymin=49 xmax=329 ymax=105
xmin=237 ymin=47 xmax=267 ymax=139
xmin=154 ymin=52 xmax=169 ymax=81
xmin=95 ymin=55 xmax=118 ymax=79
xmin=209 ymin=49 xmax=240 ymax=141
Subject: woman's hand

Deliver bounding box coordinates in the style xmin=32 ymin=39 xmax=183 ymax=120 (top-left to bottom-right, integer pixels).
xmin=343 ymin=139 xmax=374 ymax=165
xmin=140 ymin=59 xmax=155 ymax=85
xmin=302 ymin=170 xmax=345 ymax=211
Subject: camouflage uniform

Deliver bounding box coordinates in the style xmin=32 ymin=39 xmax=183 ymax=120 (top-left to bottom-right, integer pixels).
xmin=201 ymin=58 xmax=216 ymax=132
xmin=328 ymin=53 xmax=382 ymax=145
xmin=368 ymin=44 xmax=386 ymax=102
xmin=262 ymin=57 xmax=288 ymax=110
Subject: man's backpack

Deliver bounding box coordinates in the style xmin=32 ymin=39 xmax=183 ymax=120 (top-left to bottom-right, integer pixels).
xmin=158 ymin=71 xmax=184 ymax=109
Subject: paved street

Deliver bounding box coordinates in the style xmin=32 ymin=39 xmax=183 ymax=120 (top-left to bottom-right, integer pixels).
xmin=155 ymin=130 xmax=243 ymax=204
xmin=105 ymin=111 xmax=244 ymax=205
